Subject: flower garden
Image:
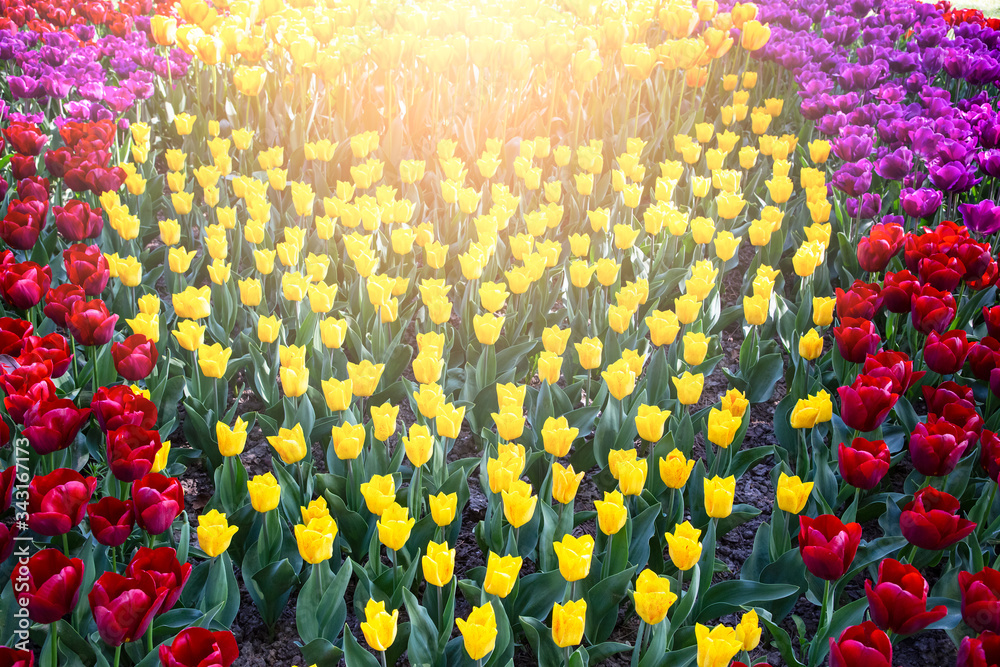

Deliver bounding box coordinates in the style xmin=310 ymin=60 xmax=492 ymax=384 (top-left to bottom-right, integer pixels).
xmin=2 ymin=0 xmax=1000 ymax=665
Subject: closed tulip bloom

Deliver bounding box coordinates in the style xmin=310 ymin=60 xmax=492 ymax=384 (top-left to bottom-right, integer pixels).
xmin=839 ymin=438 xmax=890 ymax=490
xmin=132 ymin=473 xmax=183 ymax=535
xmin=378 ymin=502 xmax=415 ymax=551
xmin=371 ymin=402 xmax=399 ymax=442
xmin=618 ymin=458 xmax=647 ymax=496
xmin=776 ymin=473 xmax=813 ymax=514
xmin=634 ymin=569 xmax=677 ymax=625
xmin=576 ymin=337 xmax=603 ymax=370
xmin=798 ymin=514 xmax=862 ymax=580
xmin=429 ymin=492 xmax=457 ymax=527
xmin=197 ymin=510 xmax=238 ymax=557
xmin=551 ymin=463 xmax=585 ymax=504
xmin=294 ymin=516 xmax=337 ymax=564
xmin=331 ymin=422 xmax=365 ymax=460
xmin=704 ymin=476 xmax=735 ymax=518
xmin=422 ymin=540 xmax=455 ymax=587
xmin=492 ymin=409 xmax=525 ymax=442
xmin=361 ymin=598 xmax=398 ymax=652
xmin=812 ymin=296 xmax=836 ymax=326
xmin=736 ymin=610 xmax=761 ymax=650
xmin=635 ymin=405 xmax=670 ymax=442
xmin=320 ymin=317 xmax=348 ymax=349
xmin=959 ymin=568 xmax=1000 ymax=634
xmin=696 ymin=623 xmax=743 ymax=667
xmin=88 ymin=571 xmax=167 ymax=646
xmin=707 ymin=408 xmax=741 ymax=448
xmin=553 ymin=534 xmax=594 ymax=582
xmin=799 ymin=328 xmax=824 ymax=360
xmin=673 ymin=372 xmax=704 ymax=405
xmin=28 ymin=469 xmax=96 ymax=536
xmin=321 ymin=378 xmax=353 ymax=412
xmin=865 ymin=558 xmax=947 ymax=635
xmin=247 ymin=473 xmax=280 ymax=512
xmin=828 ymin=622 xmax=892 ymax=667
xmin=552 ymin=600 xmax=587 ymax=648
xmin=502 ymin=479 xmax=537 ymax=528
xmin=487 ymin=448 xmax=525 ymax=494
xmin=542 ymin=416 xmax=579 ymax=457
xmin=158 ymin=628 xmax=238 ymax=667
xmin=197 ymin=344 xmax=231 ymax=379
xmin=900 ymin=486 xmax=976 ymax=551
xmin=659 ymin=449 xmax=695 ymax=489
xmin=347 ymin=360 xmax=384 ymax=397
xmin=602 ymin=360 xmax=637 ymax=400
xmin=436 ymin=403 xmax=465 ymax=440
xmin=484 ymin=551 xmax=522 ymax=597
xmin=683 ymin=332 xmax=710 ymax=365
xmin=790 ymin=390 xmax=833 ymax=429
xmin=542 ymin=326 xmax=572 ymax=355
xmin=14 ymin=548 xmax=85 ymax=623
xmin=595 ymin=490 xmax=628 ymax=535
xmin=403 ymin=423 xmax=434 ymax=468
xmin=266 ymin=423 xmax=308 ymax=464
xmin=361 ymin=474 xmax=397 ymax=516
xmin=457 ymin=603 xmax=498 ymax=660
xmin=87 ymin=497 xmax=135 ymax=547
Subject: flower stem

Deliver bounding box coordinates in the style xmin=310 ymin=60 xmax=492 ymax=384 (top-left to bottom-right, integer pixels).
xmin=50 ymin=621 xmax=58 ymax=667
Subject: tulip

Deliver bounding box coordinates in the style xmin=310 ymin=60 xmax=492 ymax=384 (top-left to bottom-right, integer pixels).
xmin=799 ymin=329 xmax=824 ymax=360
xmin=484 ymin=552 xmax=522 ymax=597
xmin=901 ymin=486 xmax=976 ymax=551
xmin=361 ymin=598 xmax=398 ymax=652
xmin=331 ymin=422 xmax=365 ymax=460
xmin=909 ymin=419 xmax=970 ymax=477
xmin=66 ymin=299 xmax=118 ymax=347
xmin=28 ymin=469 xmax=97 ymax=536
xmin=294 ymin=516 xmax=337 ymax=564
xmin=267 ymin=424 xmax=308 ymax=465
xmin=865 ymin=558 xmax=947 ymax=635
xmin=595 ymin=490 xmax=628 ymax=535
xmin=429 ymin=492 xmax=457 ymax=527
xmin=553 ymin=534 xmax=594 ymax=583
xmin=957 ymin=631 xmax=1000 ymax=667
xmin=501 ymin=480 xmax=537 ymax=528
xmin=695 ymin=623 xmax=743 ymax=667
xmin=789 ymin=390 xmax=833 ymax=429
xmin=659 ymin=449 xmax=695 ymax=489
xmin=158 ymin=628 xmax=238 ymax=667
xmin=12 ymin=548 xmax=85 ymax=623
xmin=0 ymin=647 xmax=33 ymax=667
xmin=197 ymin=510 xmax=238 ymax=557
xmin=422 ymin=540 xmax=455 ymax=587
xmin=457 ymin=603 xmax=498 ymax=660
xmin=707 ymin=408 xmax=741 ymax=448
xmin=377 ymin=502 xmax=415 ymax=551
xmin=666 ymin=522 xmax=702 ymax=570
xmin=736 ymin=610 xmax=761 ymax=651
xmin=704 ymin=476 xmax=735 ymax=518
xmin=217 ymin=418 xmax=248 ymax=457
xmin=828 ymin=622 xmax=891 ymax=667
xmin=673 ymin=372 xmax=704 ymax=405
xmin=776 ymin=473 xmax=813 ymax=514
xmin=88 ymin=497 xmax=135 ymax=547
xmin=634 ymin=569 xmax=677 ymax=625
xmin=106 ymin=425 xmax=160 ymax=482
xmin=371 ymin=403 xmax=399 ymax=442
xmin=960 ymin=568 xmax=1000 ymax=633
xmin=541 ymin=416 xmax=578 ymax=457
xmin=837 ymin=375 xmax=898 ymax=433
xmin=22 ymin=398 xmax=91 ymax=456
xmin=88 ymin=572 xmax=167 ymax=646
xmin=132 ymin=473 xmax=184 ymax=535
xmin=361 ymin=475 xmax=396 ymax=516
xmin=403 ymin=423 xmax=434 ymax=468
xmin=798 ymin=514 xmax=861 ymax=580
xmin=122 ymin=547 xmax=190 ymax=618
xmin=552 ymin=600 xmax=587 ymax=648
xmin=347 ymin=360 xmax=384 ymax=397
xmin=636 ymin=405 xmax=671 ymax=442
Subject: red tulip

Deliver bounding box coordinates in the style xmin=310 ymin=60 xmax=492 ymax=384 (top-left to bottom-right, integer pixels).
xmin=10 ymin=156 xmax=36 ymax=180
xmin=19 ymin=333 xmax=73 ymax=379
xmin=107 ymin=425 xmax=160 ymax=482
xmin=910 ymin=284 xmax=957 ymax=335
xmin=0 ymin=647 xmax=34 ymax=667
xmin=837 ymin=374 xmax=898 ymax=433
xmin=986 ymin=307 xmax=1000 ymax=340
xmin=828 ymin=621 xmax=891 ymax=667
xmin=0 ymin=261 xmax=51 ymax=310
xmin=0 ymin=317 xmax=32 ymax=356
xmin=10 ymin=548 xmax=85 ymax=624
xmin=16 ymin=177 xmax=49 ymax=202
xmin=970 ymin=338 xmax=1000 ymax=382
xmin=1 ymin=366 xmax=56 ymax=425
xmin=43 ymin=284 xmax=86 ymax=328
xmin=864 ymin=558 xmax=946 ymax=635
xmin=126 ymin=547 xmax=192 ymax=614
xmin=923 ymin=329 xmax=971 ymax=374
xmin=961 ymin=568 xmax=1000 ymax=634
xmin=982 ymin=431 xmax=1000 ymax=483
xmin=861 ymin=350 xmax=924 ymax=395
xmin=0 ymin=466 xmax=14 ymax=513
xmin=798 ymin=514 xmax=862 ymax=581
xmin=3 ymin=122 xmax=48 ymax=155
xmin=881 ymin=270 xmax=920 ymax=313
xmin=91 ymin=384 xmax=158 ymax=433
xmin=112 ymin=335 xmax=158 ymax=381
xmin=957 ymin=631 xmax=1000 ymax=667
xmin=0 ymin=522 xmax=18 ymax=563
xmin=835 ymin=280 xmax=883 ymax=320
xmin=917 ymin=252 xmax=964 ymax=291
xmin=22 ymin=398 xmax=91 ymax=455
xmin=66 ymin=299 xmax=118 ymax=347
xmin=88 ymin=571 xmax=168 ymax=646
xmin=833 ymin=317 xmax=882 ymax=364
xmin=87 ymin=497 xmax=135 ymax=548
xmin=968 ymin=258 xmax=999 ymax=291
xmin=857 ymin=221 xmax=905 ymax=273
xmin=53 ymin=200 xmax=103 ymax=241
xmin=63 ymin=244 xmax=110 ymax=296
xmin=923 ymin=382 xmax=975 ymax=414
xmin=0 ymin=200 xmax=48 ymax=250
xmin=838 ymin=437 xmax=890 ymax=490
xmin=909 ymin=419 xmax=970 ymax=477
xmin=158 ymin=628 xmax=238 ymax=667
xmin=27 ymin=468 xmax=97 ymax=536
xmin=131 ymin=473 xmax=183 ymax=535
xmin=900 ymin=486 xmax=976 ymax=551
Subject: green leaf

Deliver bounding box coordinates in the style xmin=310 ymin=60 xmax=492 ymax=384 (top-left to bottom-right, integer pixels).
xmin=402 ymin=588 xmax=443 ymax=667
xmin=520 ymin=616 xmax=564 ymax=667
xmin=583 ymin=565 xmax=636 ymax=644
xmin=695 ymin=581 xmax=800 ymax=622
xmin=343 ymin=623 xmax=381 ymax=667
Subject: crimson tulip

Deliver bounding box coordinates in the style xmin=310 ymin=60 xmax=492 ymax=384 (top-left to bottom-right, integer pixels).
xmin=857 ymin=221 xmax=905 ymax=273
xmin=91 ymin=384 xmax=158 ymax=433
xmin=833 ymin=317 xmax=882 ymax=364
xmin=828 ymin=622 xmax=891 ymax=667
xmin=87 ymin=497 xmax=135 ymax=548
xmin=2 ymin=371 xmax=56 ymax=425
xmin=10 ymin=156 xmax=36 ymax=180
xmin=961 ymin=568 xmax=1000 ymax=634
xmin=19 ymin=333 xmax=73 ymax=378
xmin=88 ymin=571 xmax=168 ymax=646
xmin=910 ymin=284 xmax=957 ymax=335
xmin=22 ymin=398 xmax=91 ymax=455
xmin=861 ymin=350 xmax=924 ymax=394
xmin=27 ymin=468 xmax=97 ymax=536
xmin=900 ymin=486 xmax=976 ymax=551
xmin=3 ymin=122 xmax=48 ymax=155
xmin=837 ymin=374 xmax=898 ymax=433
xmin=107 ymin=425 xmax=160 ymax=482
xmin=986 ymin=306 xmax=1000 ymax=340
xmin=43 ymin=284 xmax=86 ymax=328
xmin=132 ymin=473 xmax=183 ymax=535
xmin=924 ymin=329 xmax=970 ymax=374
xmin=66 ymin=299 xmax=118 ymax=347
xmin=11 ymin=548 xmax=85 ymax=623
xmin=0 ymin=200 xmax=48 ymax=250
xmin=835 ymin=281 xmax=883 ymax=320
xmin=923 ymin=382 xmax=975 ymax=414
xmin=970 ymin=338 xmax=1000 ymax=382
xmin=798 ymin=514 xmax=862 ymax=581
xmin=917 ymin=252 xmax=964 ymax=291
xmin=0 ymin=261 xmax=51 ymax=310
xmin=957 ymin=631 xmax=1000 ymax=667
xmin=864 ymin=558 xmax=946 ymax=635
xmin=63 ymin=244 xmax=109 ymax=296
xmin=158 ymin=628 xmax=238 ymax=667
xmin=838 ymin=437 xmax=890 ymax=490
xmin=0 ymin=317 xmax=32 ymax=356
xmin=112 ymin=335 xmax=158 ymax=381
xmin=16 ymin=177 xmax=49 ymax=202
xmin=909 ymin=420 xmax=970 ymax=477
xmin=0 ymin=647 xmax=34 ymax=667
xmin=126 ymin=547 xmax=192 ymax=613
xmin=881 ymin=270 xmax=920 ymax=313
xmin=982 ymin=431 xmax=1000 ymax=483
xmin=53 ymin=200 xmax=103 ymax=241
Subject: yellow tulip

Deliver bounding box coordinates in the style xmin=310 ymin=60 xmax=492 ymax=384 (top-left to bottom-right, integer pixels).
xmin=377 ymin=502 xmax=415 ymax=551
xmin=665 ymin=521 xmax=702 ymax=571
xmin=361 ymin=474 xmax=396 ymax=516
xmin=197 ymin=343 xmax=231 ymax=379
xmin=704 ymin=476 xmax=736 ymax=518
xmin=776 ymin=472 xmax=813 ymax=514
xmin=347 ymin=360 xmax=384 ymax=397
xmin=429 ymin=492 xmax=458 ymax=527
xmin=790 ymin=390 xmax=833 ymax=428
xmin=541 ymin=416 xmax=578 ymax=458
xmin=484 ymin=551 xmax=522 ymax=597
xmin=552 ymin=600 xmax=587 ymax=648
xmin=492 ymin=409 xmax=525 ymax=442
xmin=197 ymin=509 xmax=238 ymax=557
xmin=422 ymin=540 xmax=455 ymax=587
xmin=371 ymin=402 xmax=399 ymax=442
xmin=706 ymin=408 xmax=741 ymax=448
xmin=602 ymin=360 xmax=636 ymax=401
xmin=812 ymin=296 xmax=836 ymax=326
xmin=695 ymin=623 xmax=743 ymax=667
xmin=217 ymin=417 xmax=248 ymax=457
xmin=634 ymin=569 xmax=678 ymax=625
xmin=457 ymin=603 xmax=498 ymax=661
xmin=172 ymin=286 xmax=211 ymax=320
xmin=247 ymin=473 xmax=281 ymax=512
xmin=553 ymin=534 xmax=594 ymax=582
xmin=673 ymin=372 xmax=704 ymax=405
xmin=595 ymin=490 xmax=627 ymax=535
xmin=330 ymin=422 xmax=365 ymax=461
xmin=403 ymin=423 xmax=434 ymax=468
xmin=551 ymin=462 xmax=584 ymax=505
xmin=501 ymin=480 xmax=537 ymax=528
xmin=361 ymin=598 xmax=398 ymax=652
xmin=799 ymin=328 xmax=824 ymax=360
xmin=267 ymin=423 xmax=308 ymax=465
xmin=172 ymin=319 xmax=205 ymax=351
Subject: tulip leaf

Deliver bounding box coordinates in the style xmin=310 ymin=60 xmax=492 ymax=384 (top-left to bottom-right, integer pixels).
xmin=745 ymin=353 xmax=784 ymax=404
xmin=583 ymin=565 xmax=636 ymax=644
xmin=513 ymin=570 xmax=566 ymax=623
xmin=806 ymin=596 xmax=869 ymax=667
xmin=758 ymin=613 xmax=805 ymax=667
xmin=402 ymin=588 xmax=444 ymax=667
xmin=343 ymin=622 xmax=381 ymax=667
xmin=694 ymin=580 xmax=800 ymax=623
xmin=484 ymin=597 xmax=515 ymax=667
xmin=300 ymin=638 xmax=344 ymax=667
xmin=833 ymin=535 xmax=907 ymax=602
xmin=519 ymin=616 xmax=564 ymax=667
